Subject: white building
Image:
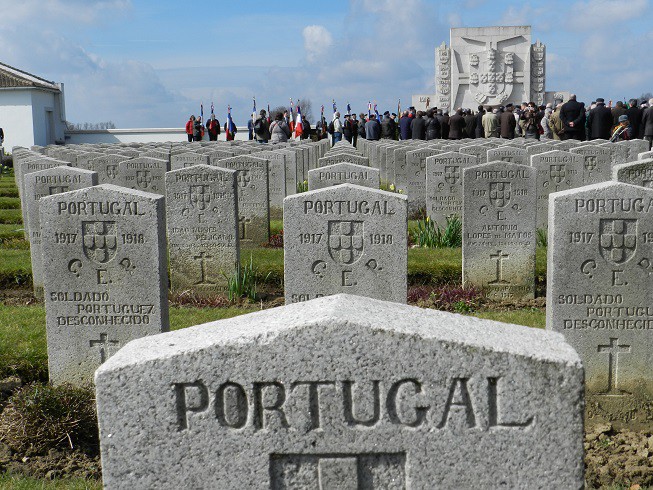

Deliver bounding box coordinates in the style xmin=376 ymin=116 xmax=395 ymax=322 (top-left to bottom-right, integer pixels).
xmin=0 ymin=62 xmax=67 ymax=152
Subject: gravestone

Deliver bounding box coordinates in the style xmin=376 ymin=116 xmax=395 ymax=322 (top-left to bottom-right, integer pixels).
xmin=599 ymin=143 xmax=628 ymax=167
xmin=88 ymin=154 xmax=126 ymax=185
xmin=463 ymin=162 xmax=537 ymax=300
xmin=308 ymin=162 xmax=380 ymax=190
xmin=570 ymin=145 xmax=613 ymax=185
xmin=171 ymin=152 xmax=210 ymax=171
xmin=547 ymin=182 xmax=653 ymax=429
xmin=487 ymin=147 xmax=527 ymax=165
xmin=531 ymin=150 xmax=583 ymax=229
xmin=165 ymin=165 xmax=239 ymax=297
xmin=25 ymin=166 xmax=98 ymax=298
xmin=613 ymin=159 xmax=653 ymax=188
xmin=117 ymin=157 xmax=169 ymax=195
xmin=639 ymin=151 xmax=653 ymax=160
xmin=459 ymin=144 xmax=487 ymax=164
xmin=214 ymin=155 xmax=270 ymax=248
xmin=255 ymin=150 xmax=288 ymax=220
xmin=96 ymin=294 xmax=584 ymax=489
xmin=318 ymin=152 xmax=369 ymax=168
xmin=405 ymin=148 xmax=441 ymax=214
xmin=616 ymin=139 xmax=649 ymax=161
xmin=40 ymin=184 xmax=169 ymax=385
xmin=284 ymin=185 xmax=407 ymax=304
xmin=426 ymin=151 xmax=478 ymax=225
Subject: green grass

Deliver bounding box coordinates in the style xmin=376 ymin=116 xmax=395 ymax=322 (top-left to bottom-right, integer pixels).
xmin=170 ymin=305 xmax=259 ymax=330
xmin=0 ymin=248 xmax=32 ymax=287
xmin=0 ymin=196 xmax=20 ymax=209
xmin=0 ymin=474 xmax=101 ymax=490
xmin=408 ymin=247 xmax=462 ymax=284
xmin=0 ymin=223 xmax=26 ymax=243
xmin=471 ymin=308 xmax=545 ymax=329
xmin=270 ymin=219 xmax=283 ymax=235
xmin=0 ymin=208 xmax=23 ymax=224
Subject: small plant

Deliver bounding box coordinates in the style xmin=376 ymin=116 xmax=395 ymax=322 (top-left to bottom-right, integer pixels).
xmin=264 ymin=229 xmax=284 ymax=248
xmin=536 ymin=228 xmax=547 ymax=247
xmin=296 ymin=180 xmax=309 ymax=193
xmin=0 ymin=383 xmax=98 ymax=456
xmin=379 ymin=181 xmax=404 ymax=194
xmin=224 ymin=256 xmax=260 ymax=302
xmin=411 ymin=215 xmax=462 ymax=248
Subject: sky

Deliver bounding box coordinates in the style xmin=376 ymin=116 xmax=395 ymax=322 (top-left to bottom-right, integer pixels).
xmin=1 ymin=0 xmax=651 ymax=128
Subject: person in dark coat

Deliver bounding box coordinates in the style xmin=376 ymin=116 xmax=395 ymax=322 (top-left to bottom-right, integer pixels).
xmin=365 ymin=114 xmax=381 ymax=140
xmin=206 ymin=114 xmax=221 ymax=141
xmin=626 ymin=99 xmax=643 ymax=139
xmin=437 ymin=110 xmax=450 ymax=139
xmin=587 ymin=98 xmax=613 ymax=140
xmin=410 ymin=111 xmax=426 ymax=139
xmin=560 ymin=94 xmax=586 ymax=140
xmin=448 ymin=109 xmax=465 ymax=140
xmin=399 ymin=111 xmax=412 ymax=140
xmin=500 ymin=104 xmax=516 ymax=139
xmin=611 ymin=101 xmax=627 ymax=127
xmin=343 ymin=114 xmax=353 ymax=143
xmin=351 ymin=114 xmax=359 ymax=147
xmin=463 ymin=109 xmax=476 ymax=139
xmin=642 ymin=99 xmax=653 ymax=149
xmin=475 ymin=106 xmax=485 ymax=138
xmin=357 ymin=113 xmax=367 ymax=140
xmin=381 ymin=112 xmax=396 ymax=139
xmin=425 ymin=109 xmax=441 ymax=140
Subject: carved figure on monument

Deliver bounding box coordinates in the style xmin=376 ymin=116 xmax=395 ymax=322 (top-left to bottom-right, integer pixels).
xmin=469 ymin=47 xmax=513 ymax=105
xmin=532 ymin=41 xmax=545 ymax=62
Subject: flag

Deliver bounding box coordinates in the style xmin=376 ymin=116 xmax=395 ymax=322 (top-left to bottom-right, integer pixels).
xmin=374 ymin=102 xmax=380 ymax=120
xmin=289 ymin=98 xmax=295 ymax=132
xmin=332 ymin=99 xmax=337 ymax=114
xmin=346 ymin=102 xmax=351 ymax=116
xmin=294 ymin=103 xmax=304 ymax=138
xmin=211 ymin=101 xmax=214 ymax=116
xmin=226 ymin=105 xmax=236 ymax=141
xmin=200 ymin=103 xmax=204 ymax=122
xmin=252 ymin=97 xmax=256 ymax=121
xmin=267 ymin=103 xmax=270 ymax=123
xmin=368 ymin=101 xmax=372 ymax=119
xmin=398 ymin=98 xmax=401 ymax=117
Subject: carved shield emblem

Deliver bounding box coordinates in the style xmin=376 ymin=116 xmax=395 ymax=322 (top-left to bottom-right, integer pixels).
xmin=48 ymin=185 xmax=69 ymax=195
xmin=237 ymin=170 xmax=251 ymax=188
xmin=437 ymin=45 xmax=449 ymax=64
xmin=469 ymin=48 xmax=513 ymax=105
xmin=106 ymin=164 xmax=117 ymax=179
xmin=328 ymin=220 xmax=364 ymax=265
xmin=550 ymin=164 xmax=566 ymax=184
xmin=533 ymin=43 xmax=545 ymax=61
xmin=444 ymin=166 xmax=460 ymax=184
xmin=136 ymin=170 xmax=152 ymax=189
xmin=190 ymin=185 xmax=210 ymax=210
xmin=489 ymin=182 xmax=511 ymax=208
xmin=584 ymin=156 xmax=598 ymax=171
xmin=599 ymin=219 xmax=637 ymax=265
xmin=82 ymin=221 xmax=117 ymax=264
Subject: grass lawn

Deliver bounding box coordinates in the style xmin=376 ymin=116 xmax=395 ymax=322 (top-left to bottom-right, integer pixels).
xmin=0 ymin=208 xmax=23 ymax=224
xmin=0 ymin=196 xmax=20 ymax=209
xmin=0 ymin=474 xmax=102 ymax=490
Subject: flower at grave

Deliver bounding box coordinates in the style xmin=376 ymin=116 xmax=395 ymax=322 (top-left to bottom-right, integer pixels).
xmin=389 ymin=184 xmax=396 ymax=192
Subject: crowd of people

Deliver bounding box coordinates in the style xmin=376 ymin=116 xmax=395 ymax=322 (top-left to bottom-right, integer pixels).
xmin=183 ymin=96 xmax=653 ymax=150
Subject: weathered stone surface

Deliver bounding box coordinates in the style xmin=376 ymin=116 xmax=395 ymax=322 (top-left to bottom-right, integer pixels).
xmin=405 ymin=148 xmax=441 ymax=214
xmin=284 ymin=184 xmax=407 ymax=304
xmin=463 ymin=162 xmax=537 ymax=300
xmin=613 ymin=159 xmax=653 ymax=188
xmin=459 ymin=144 xmax=488 ymax=164
xmin=41 ymin=184 xmax=169 ymax=385
xmin=547 ymin=182 xmax=653 ymax=429
xmin=318 ymin=152 xmax=369 ymax=168
xmin=96 ymin=294 xmax=584 ymax=489
xmin=570 ymin=145 xmax=613 ymax=185
xmin=255 ymin=150 xmax=288 ymax=220
xmin=165 ymin=165 xmax=239 ymax=297
xmin=214 ymin=155 xmax=270 ymax=247
xmin=170 ymin=152 xmax=210 ymax=171
xmin=426 ymin=151 xmax=478 ymax=225
xmin=87 ymin=154 xmax=125 ymax=185
xmin=116 ymin=157 xmax=169 ymax=195
xmin=487 ymin=146 xmax=527 ymax=165
xmin=531 ymin=150 xmax=583 ymax=229
xmin=308 ymin=162 xmax=380 ymax=191
xmin=24 ymin=166 xmax=98 ymax=298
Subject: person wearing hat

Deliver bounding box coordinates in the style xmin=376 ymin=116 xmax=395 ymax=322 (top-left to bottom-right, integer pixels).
xmin=343 ymin=114 xmax=353 ymax=143
xmin=381 ymin=111 xmax=396 ymax=140
xmin=610 ymin=114 xmax=633 ymax=142
xmin=587 ymin=98 xmax=613 ymax=140
xmin=500 ymin=103 xmax=516 ymax=139
xmin=350 ymin=113 xmax=359 ymax=147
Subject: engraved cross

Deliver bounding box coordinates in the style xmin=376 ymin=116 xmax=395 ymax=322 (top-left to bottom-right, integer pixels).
xmin=89 ymin=333 xmax=119 ymax=364
xmin=598 ymin=338 xmax=631 ymax=395
xmin=239 ymin=216 xmax=252 ymax=241
xmin=194 ymin=251 xmax=215 ymax=285
xmin=489 ymin=250 xmax=510 ymax=285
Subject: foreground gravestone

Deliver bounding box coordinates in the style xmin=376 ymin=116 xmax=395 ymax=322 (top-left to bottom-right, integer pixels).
xmin=284 ymin=184 xmax=407 ymax=304
xmin=215 ymin=155 xmax=270 ymax=248
xmin=24 ymin=166 xmax=98 ymax=298
xmin=547 ymin=181 xmax=653 ymax=429
xmin=308 ymin=162 xmax=380 ymax=190
xmin=96 ymin=294 xmax=584 ymax=489
xmin=165 ymin=165 xmax=239 ymax=298
xmin=41 ymin=184 xmax=169 ymax=385
xmin=426 ymin=151 xmax=478 ymax=225
xmin=463 ymin=162 xmax=537 ymax=300
xmin=613 ymin=159 xmax=653 ymax=188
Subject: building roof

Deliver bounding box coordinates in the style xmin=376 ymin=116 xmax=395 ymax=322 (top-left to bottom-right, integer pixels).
xmin=0 ymin=62 xmax=60 ymax=91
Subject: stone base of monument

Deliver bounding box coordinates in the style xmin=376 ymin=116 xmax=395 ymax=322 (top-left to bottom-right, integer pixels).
xmin=96 ymin=294 xmax=584 ymax=488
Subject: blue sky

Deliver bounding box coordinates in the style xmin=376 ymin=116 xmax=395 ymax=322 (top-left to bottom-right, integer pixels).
xmin=2 ymin=0 xmax=651 ymax=128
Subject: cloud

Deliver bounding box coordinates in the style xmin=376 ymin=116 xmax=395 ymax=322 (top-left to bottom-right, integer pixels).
xmin=0 ymin=0 xmax=131 ymax=24
xmin=303 ymin=25 xmax=333 ymax=63
xmin=569 ymin=0 xmax=648 ymax=26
